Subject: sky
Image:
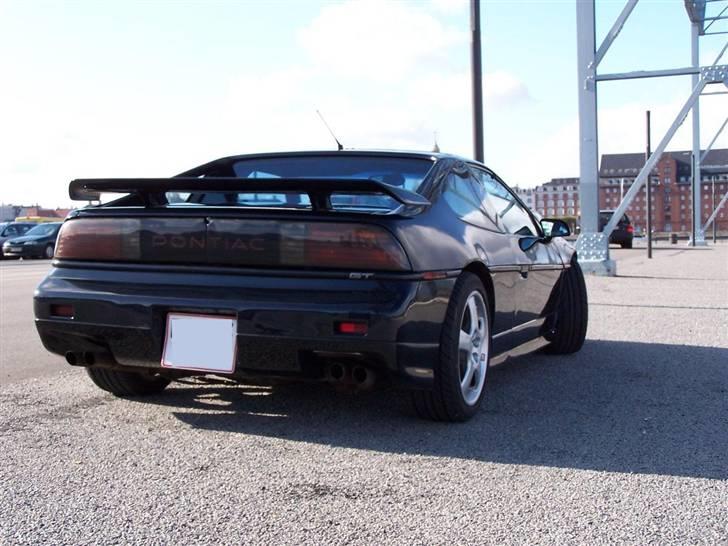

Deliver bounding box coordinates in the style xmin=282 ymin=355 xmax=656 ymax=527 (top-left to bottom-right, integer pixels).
xmin=0 ymin=0 xmax=726 ymax=207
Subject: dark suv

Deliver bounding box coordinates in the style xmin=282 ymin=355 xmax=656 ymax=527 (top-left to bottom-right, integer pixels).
xmin=599 ymin=210 xmax=634 ymax=249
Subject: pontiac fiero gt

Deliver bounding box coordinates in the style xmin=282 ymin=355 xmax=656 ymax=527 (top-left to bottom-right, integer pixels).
xmin=34 ymin=151 xmax=587 ymax=421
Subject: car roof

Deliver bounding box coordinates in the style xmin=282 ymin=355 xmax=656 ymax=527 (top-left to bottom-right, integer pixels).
xmin=213 ymin=149 xmax=468 ymax=162
xmin=179 ymin=149 xmax=486 ymax=176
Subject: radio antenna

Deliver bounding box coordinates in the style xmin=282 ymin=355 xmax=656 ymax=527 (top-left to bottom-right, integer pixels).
xmin=316 ymin=109 xmax=344 ymax=151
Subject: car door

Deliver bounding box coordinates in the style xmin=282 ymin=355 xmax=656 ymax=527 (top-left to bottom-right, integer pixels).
xmin=440 ymin=167 xmax=518 ymax=352
xmin=1 ymin=224 xmax=24 ymax=246
xmin=470 ymin=167 xmax=564 ymax=345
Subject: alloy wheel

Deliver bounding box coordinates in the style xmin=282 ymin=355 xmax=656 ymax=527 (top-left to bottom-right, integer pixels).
xmin=458 ymin=290 xmax=489 ymax=406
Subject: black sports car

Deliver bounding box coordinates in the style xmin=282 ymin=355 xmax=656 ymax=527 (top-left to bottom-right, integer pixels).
xmin=34 ymin=151 xmax=587 ymax=421
xmin=3 ymin=222 xmax=62 ymax=259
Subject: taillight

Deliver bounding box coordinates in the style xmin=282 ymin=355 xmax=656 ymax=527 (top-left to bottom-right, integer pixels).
xmin=55 ymin=219 xmax=142 ymax=261
xmin=50 ymin=304 xmax=74 ymax=318
xmin=335 ymin=321 xmax=368 ymax=335
xmin=304 ymin=224 xmax=410 ymax=271
xmin=55 ymin=218 xmax=410 ymax=271
xmin=627 ymin=225 xmax=634 ymax=233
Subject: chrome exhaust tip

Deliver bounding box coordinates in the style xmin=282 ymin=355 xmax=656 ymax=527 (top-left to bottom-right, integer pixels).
xmin=352 ymin=366 xmax=375 ymax=390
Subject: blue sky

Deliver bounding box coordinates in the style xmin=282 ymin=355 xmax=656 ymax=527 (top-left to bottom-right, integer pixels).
xmin=1 ymin=0 xmax=726 ymax=206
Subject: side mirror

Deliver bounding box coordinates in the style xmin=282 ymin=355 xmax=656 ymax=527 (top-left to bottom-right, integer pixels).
xmin=540 ymin=218 xmax=571 ymax=239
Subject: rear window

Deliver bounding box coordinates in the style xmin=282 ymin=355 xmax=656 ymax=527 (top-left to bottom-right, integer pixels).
xmin=168 ymin=155 xmax=434 ymax=213
xmin=599 ymin=212 xmax=629 ymax=225
xmin=23 ymin=223 xmax=60 ymax=236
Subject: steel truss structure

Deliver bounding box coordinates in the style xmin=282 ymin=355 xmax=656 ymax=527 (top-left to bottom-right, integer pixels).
xmin=575 ymin=0 xmax=728 ymax=276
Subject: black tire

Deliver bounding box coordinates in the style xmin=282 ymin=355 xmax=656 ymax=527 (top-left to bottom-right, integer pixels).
xmin=86 ymin=366 xmax=170 ymax=397
xmin=544 ymin=258 xmax=588 ymax=354
xmin=44 ymin=244 xmax=54 ymax=259
xmin=621 ymin=240 xmax=633 ymax=249
xmin=412 ymin=272 xmax=491 ymax=422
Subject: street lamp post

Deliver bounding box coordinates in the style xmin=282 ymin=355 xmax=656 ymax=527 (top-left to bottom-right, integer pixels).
xmin=470 ymin=0 xmax=484 ymax=163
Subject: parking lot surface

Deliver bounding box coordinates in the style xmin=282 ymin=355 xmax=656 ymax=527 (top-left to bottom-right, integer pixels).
xmin=1 ymin=244 xmax=727 ymax=544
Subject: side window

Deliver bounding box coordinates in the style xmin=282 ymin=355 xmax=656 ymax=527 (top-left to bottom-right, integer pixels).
xmin=471 ymin=168 xmax=539 ymax=236
xmin=3 ymin=225 xmax=20 ymax=236
xmin=442 ymin=173 xmax=495 ymax=229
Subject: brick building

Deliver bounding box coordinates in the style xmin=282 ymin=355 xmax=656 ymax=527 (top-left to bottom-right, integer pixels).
xmin=19 ymin=206 xmax=73 ymax=219
xmin=600 ymin=149 xmax=728 ymax=233
xmin=525 ymin=148 xmax=728 ymax=233
xmin=4 ymin=206 xmax=73 ymax=221
xmin=532 ymin=177 xmax=581 ymax=219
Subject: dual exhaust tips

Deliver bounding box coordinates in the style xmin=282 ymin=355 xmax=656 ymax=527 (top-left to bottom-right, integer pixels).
xmin=66 ymin=351 xmax=376 ymax=390
xmin=65 ymin=351 xmax=96 ymax=366
xmin=326 ymin=363 xmax=376 ymax=390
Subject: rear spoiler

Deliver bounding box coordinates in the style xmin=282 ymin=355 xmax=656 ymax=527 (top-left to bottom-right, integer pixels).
xmin=69 ymin=177 xmax=430 ymax=208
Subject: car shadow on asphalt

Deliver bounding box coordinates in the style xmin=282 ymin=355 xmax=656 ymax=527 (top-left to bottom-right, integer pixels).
xmin=146 ymin=339 xmax=728 ymax=480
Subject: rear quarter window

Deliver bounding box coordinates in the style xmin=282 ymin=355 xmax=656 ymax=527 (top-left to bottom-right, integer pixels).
xmin=442 ymin=174 xmax=496 ymax=229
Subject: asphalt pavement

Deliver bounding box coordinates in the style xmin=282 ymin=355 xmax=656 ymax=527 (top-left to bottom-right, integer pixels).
xmin=1 ymin=244 xmax=726 ymax=544
xmin=0 ymin=260 xmax=58 ymax=383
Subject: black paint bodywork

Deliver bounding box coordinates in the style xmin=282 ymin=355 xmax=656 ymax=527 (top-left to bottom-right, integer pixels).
xmin=34 ymin=151 xmax=576 ymax=388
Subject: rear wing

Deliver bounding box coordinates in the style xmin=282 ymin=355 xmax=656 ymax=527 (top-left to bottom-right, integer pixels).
xmin=69 ymin=177 xmax=430 ymax=209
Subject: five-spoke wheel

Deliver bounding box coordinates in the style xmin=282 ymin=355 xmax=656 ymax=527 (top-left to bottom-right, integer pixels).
xmin=458 ymin=291 xmax=489 ymax=406
xmin=412 ymin=272 xmax=491 ymax=421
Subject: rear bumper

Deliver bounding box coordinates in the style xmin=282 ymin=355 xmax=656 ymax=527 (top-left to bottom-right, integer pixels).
xmin=608 ymin=230 xmax=633 ymax=245
xmin=3 ymin=244 xmax=43 ymax=257
xmin=34 ymin=262 xmax=454 ymax=388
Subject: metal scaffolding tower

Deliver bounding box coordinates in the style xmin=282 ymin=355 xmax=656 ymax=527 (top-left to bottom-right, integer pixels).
xmin=576 ymin=0 xmax=728 ymax=276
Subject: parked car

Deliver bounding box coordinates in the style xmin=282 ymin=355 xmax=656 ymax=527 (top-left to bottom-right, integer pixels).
xmin=2 ymin=222 xmax=62 ymax=259
xmin=599 ymin=210 xmax=634 ymax=248
xmin=33 ymin=151 xmax=587 ymax=422
xmin=0 ymin=222 xmax=37 ymax=258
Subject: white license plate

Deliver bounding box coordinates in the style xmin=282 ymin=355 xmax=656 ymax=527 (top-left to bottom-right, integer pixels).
xmin=161 ymin=313 xmax=237 ymax=373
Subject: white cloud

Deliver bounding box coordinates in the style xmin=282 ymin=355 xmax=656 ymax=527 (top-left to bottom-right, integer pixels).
xmin=485 ymin=71 xmax=532 ymax=106
xmin=0 ymin=0 xmax=532 ymax=207
xmin=298 ymin=0 xmax=465 ymax=81
xmin=429 ymin=0 xmax=468 ymax=14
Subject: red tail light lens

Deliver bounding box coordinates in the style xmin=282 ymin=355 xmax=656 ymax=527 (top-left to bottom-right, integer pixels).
xmin=56 ymin=219 xmax=142 ymax=261
xmin=335 ymin=321 xmax=368 ymax=335
xmin=627 ymin=225 xmax=634 ymax=233
xmin=50 ymin=304 xmax=74 ymax=318
xmin=304 ymin=224 xmax=410 ymax=271
xmin=55 ymin=218 xmax=410 ymax=271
